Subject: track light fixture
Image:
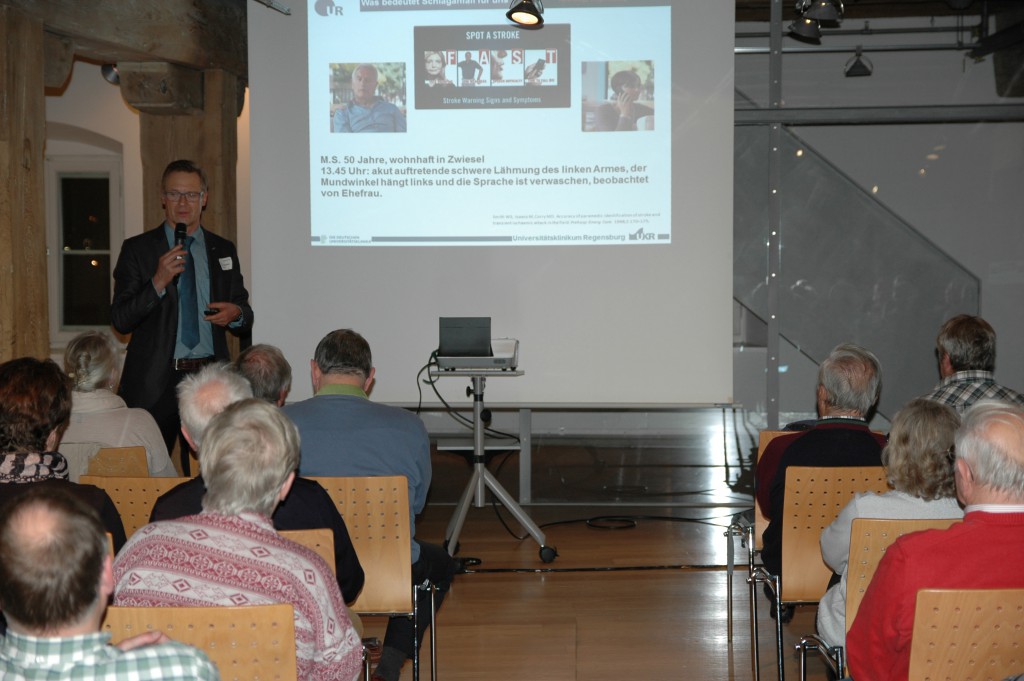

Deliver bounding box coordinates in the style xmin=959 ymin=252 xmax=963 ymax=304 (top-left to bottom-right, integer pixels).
xmin=507 ymin=0 xmax=543 ymax=28
xmin=101 ymin=64 xmax=120 ymax=85
xmin=788 ymin=16 xmax=822 ymax=43
xmin=804 ymin=0 xmax=843 ymax=23
xmin=790 ymin=0 xmax=843 ymax=42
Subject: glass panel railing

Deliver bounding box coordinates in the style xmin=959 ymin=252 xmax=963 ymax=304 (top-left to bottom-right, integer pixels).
xmin=734 ymin=124 xmax=979 ymax=418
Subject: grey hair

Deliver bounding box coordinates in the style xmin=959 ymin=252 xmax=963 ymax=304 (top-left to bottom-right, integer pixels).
xmin=818 ymin=343 xmax=882 ymax=416
xmin=233 ymin=344 xmax=292 ymax=403
xmin=955 ymin=400 xmax=1024 ymax=500
xmin=176 ymin=364 xmax=253 ymax=449
xmin=936 ymin=315 xmax=996 ymax=372
xmin=200 ymin=399 xmax=300 ymax=516
xmin=63 ymin=332 xmax=119 ymax=392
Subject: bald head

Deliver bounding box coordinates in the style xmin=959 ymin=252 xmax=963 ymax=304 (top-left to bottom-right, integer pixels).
xmin=0 ymin=486 xmax=109 ymax=634
xmin=955 ymin=401 xmax=1024 ymax=505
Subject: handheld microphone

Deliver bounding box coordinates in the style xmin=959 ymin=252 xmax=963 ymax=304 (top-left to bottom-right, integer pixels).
xmin=174 ymin=223 xmax=187 ymax=283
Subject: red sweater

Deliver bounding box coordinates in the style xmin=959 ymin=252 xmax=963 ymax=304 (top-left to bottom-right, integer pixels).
xmin=846 ymin=511 xmax=1024 ymax=681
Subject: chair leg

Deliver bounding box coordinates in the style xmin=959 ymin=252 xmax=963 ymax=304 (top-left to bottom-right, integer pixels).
xmin=362 ymin=642 xmax=371 ymax=681
xmin=429 ymin=582 xmax=438 ymax=681
xmin=750 ymin=567 xmax=784 ymax=681
xmin=796 ymin=634 xmax=843 ymax=681
xmin=412 ymin=586 xmax=419 ymax=681
xmin=746 ymin=525 xmax=761 ymax=681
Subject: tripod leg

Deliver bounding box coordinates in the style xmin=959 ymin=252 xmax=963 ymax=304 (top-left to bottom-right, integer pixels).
xmin=444 ymin=466 xmax=481 ymax=555
xmin=480 ymin=467 xmax=548 ymax=547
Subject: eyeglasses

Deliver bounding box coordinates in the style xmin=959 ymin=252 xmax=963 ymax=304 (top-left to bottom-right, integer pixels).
xmin=164 ymin=190 xmax=204 ymax=203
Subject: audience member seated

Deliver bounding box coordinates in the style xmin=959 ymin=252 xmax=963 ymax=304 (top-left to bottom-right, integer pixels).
xmin=283 ymin=329 xmax=458 ymax=681
xmin=0 ymin=358 xmax=126 ymax=551
xmin=150 ymin=363 xmax=364 ymax=604
xmin=847 ymin=401 xmax=1024 ymax=681
xmin=923 ymin=314 xmax=1024 ymax=412
xmin=60 ymin=331 xmax=176 ymax=477
xmin=757 ymin=343 xmax=886 ymax=621
xmin=114 ymin=398 xmax=363 ymax=681
xmin=816 ymin=398 xmax=963 ymax=648
xmin=232 ymin=342 xmax=292 ymax=405
xmin=0 ymin=485 xmax=217 ymax=680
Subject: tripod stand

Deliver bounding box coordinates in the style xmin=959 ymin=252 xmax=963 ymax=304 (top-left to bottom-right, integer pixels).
xmin=432 ymin=370 xmax=557 ymax=563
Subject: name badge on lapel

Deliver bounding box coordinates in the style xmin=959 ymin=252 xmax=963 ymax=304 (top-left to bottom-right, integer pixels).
xmin=218 ymin=257 xmax=233 ymax=270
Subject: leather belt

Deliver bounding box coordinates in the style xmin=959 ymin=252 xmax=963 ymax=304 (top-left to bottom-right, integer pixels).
xmin=173 ymin=356 xmax=216 ymax=372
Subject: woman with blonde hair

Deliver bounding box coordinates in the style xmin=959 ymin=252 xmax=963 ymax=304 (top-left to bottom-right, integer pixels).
xmin=816 ymin=398 xmax=964 ymax=648
xmin=60 ymin=331 xmax=175 ymax=477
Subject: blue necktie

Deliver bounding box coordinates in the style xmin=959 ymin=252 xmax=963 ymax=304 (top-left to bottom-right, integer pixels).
xmin=179 ymin=236 xmax=199 ymax=350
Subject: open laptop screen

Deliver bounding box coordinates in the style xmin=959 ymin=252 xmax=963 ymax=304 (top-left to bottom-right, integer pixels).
xmin=438 ymin=317 xmax=492 ymax=357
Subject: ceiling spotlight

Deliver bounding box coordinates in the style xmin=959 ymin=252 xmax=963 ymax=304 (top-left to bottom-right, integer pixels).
xmin=805 ymin=0 xmax=843 ymax=23
xmin=101 ymin=64 xmax=120 ymax=85
xmin=507 ymin=0 xmax=543 ymax=28
xmin=844 ymin=47 xmax=873 ymax=77
xmin=788 ymin=17 xmax=822 ymax=43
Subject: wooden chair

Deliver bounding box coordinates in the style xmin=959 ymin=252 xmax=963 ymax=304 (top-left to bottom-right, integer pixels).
xmin=88 ymin=446 xmax=150 ymax=477
xmin=751 ymin=464 xmax=890 ymax=681
xmin=279 ymin=528 xmax=336 ymax=574
xmin=908 ymin=588 xmax=1024 ymax=681
xmin=103 ymin=603 xmax=298 ymax=681
xmin=796 ymin=516 xmax=960 ymax=679
xmin=308 ymin=476 xmax=435 ymax=681
xmin=79 ymin=475 xmax=190 ymax=539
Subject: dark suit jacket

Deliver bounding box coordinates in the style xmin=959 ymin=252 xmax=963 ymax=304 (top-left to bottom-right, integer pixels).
xmin=759 ymin=420 xmax=886 ymax=576
xmin=149 ymin=476 xmax=366 ymax=603
xmin=112 ymin=224 xmax=253 ymax=411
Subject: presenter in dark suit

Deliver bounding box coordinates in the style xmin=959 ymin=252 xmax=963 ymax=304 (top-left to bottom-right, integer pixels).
xmin=111 ymin=160 xmax=253 ymax=472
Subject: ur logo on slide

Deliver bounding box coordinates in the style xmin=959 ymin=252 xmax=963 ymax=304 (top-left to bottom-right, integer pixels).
xmin=314 ymin=0 xmax=343 ymax=17
xmin=629 ymin=228 xmax=656 ymax=241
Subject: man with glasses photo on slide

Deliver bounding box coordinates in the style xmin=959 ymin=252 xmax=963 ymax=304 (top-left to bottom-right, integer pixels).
xmin=112 ymin=159 xmax=253 ymax=474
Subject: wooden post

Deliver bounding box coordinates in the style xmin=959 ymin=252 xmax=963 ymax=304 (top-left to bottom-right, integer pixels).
xmin=0 ymin=6 xmax=48 ymax=361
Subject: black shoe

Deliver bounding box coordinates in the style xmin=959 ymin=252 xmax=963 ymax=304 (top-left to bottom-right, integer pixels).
xmin=769 ymin=601 xmax=795 ymax=623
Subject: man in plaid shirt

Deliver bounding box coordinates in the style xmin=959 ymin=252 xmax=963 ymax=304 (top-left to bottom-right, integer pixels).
xmin=0 ymin=485 xmax=218 ymax=680
xmin=924 ymin=315 xmax=1024 ymax=413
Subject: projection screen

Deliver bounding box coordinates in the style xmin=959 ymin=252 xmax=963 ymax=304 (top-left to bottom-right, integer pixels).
xmin=249 ymin=0 xmax=735 ymax=405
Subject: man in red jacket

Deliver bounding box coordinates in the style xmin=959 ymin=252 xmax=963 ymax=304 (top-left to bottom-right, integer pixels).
xmin=846 ymin=400 xmax=1024 ymax=681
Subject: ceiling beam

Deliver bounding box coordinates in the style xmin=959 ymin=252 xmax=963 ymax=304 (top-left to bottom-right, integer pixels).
xmin=0 ymin=0 xmax=247 ymax=80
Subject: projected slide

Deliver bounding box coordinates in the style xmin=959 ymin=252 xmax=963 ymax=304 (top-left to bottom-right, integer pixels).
xmin=308 ymin=1 xmax=671 ymax=246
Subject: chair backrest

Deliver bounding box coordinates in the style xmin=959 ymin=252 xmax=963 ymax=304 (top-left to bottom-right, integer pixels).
xmin=845 ymin=517 xmax=960 ymax=633
xmin=88 ymin=446 xmax=150 ymax=477
xmin=279 ymin=528 xmax=336 ymax=574
xmin=754 ymin=430 xmax=788 ymax=551
xmin=307 ymin=476 xmax=413 ymax=616
xmin=79 ymin=475 xmax=190 ymax=539
xmin=103 ymin=603 xmax=298 ymax=681
xmin=780 ymin=465 xmax=890 ymax=603
xmin=908 ymin=588 xmax=1024 ymax=681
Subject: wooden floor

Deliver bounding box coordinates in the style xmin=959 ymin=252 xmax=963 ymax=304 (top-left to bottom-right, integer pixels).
xmin=358 ymin=410 xmax=831 ymax=681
